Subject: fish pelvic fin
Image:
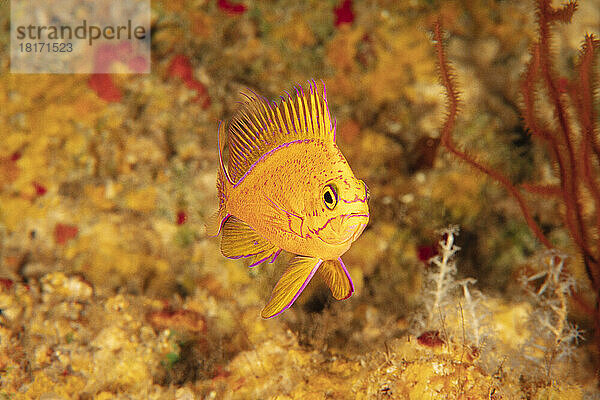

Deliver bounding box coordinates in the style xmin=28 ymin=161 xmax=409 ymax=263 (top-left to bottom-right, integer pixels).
xmin=227 ymin=81 xmax=336 ymax=183
xmin=261 ymin=256 xmax=322 ymax=319
xmin=206 ymin=121 xmax=233 ymax=237
xmin=317 ymin=257 xmax=354 ymax=300
xmin=220 ymin=216 xmax=279 ymax=267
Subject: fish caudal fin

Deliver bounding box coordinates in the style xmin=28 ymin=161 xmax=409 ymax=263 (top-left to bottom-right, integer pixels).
xmin=317 ymin=258 xmax=354 ymax=300
xmin=261 ymin=256 xmax=322 ymax=319
xmin=221 ymin=216 xmax=280 ymax=267
xmin=206 ymin=121 xmax=233 ymax=237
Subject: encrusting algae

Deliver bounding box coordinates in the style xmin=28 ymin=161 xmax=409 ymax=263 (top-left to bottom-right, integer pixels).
xmin=210 ymin=82 xmax=369 ymax=318
xmin=2 ymin=0 xmax=600 ymax=398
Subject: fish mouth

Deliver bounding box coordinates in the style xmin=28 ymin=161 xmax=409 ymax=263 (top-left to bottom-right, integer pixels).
xmin=317 ymin=213 xmax=369 ymax=246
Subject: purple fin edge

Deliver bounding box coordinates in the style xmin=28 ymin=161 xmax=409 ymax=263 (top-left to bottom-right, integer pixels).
xmin=337 ymin=257 xmax=354 ymax=300
xmin=269 ymin=249 xmax=282 ymax=264
xmin=264 ymin=258 xmax=323 ymax=319
xmin=209 ymin=213 xmax=231 ymax=238
xmin=248 ymin=251 xmax=276 ymax=268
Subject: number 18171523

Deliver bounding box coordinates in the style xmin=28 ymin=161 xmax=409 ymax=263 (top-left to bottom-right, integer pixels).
xmin=19 ymin=42 xmax=73 ymax=53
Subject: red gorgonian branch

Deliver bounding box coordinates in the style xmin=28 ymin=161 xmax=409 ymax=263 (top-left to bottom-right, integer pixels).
xmin=433 ymin=0 xmax=600 ymax=363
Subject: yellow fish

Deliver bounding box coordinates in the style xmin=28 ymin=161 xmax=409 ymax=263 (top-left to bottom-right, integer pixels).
xmin=210 ymin=82 xmax=369 ymax=318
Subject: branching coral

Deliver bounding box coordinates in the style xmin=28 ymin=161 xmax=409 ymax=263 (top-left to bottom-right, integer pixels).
xmin=521 ymin=251 xmax=582 ymax=383
xmin=425 ymin=226 xmax=461 ymax=329
xmin=418 ymin=226 xmax=490 ymax=353
xmin=433 ymin=0 xmax=600 ymax=364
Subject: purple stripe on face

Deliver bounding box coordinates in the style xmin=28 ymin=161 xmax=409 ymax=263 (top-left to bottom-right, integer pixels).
xmin=338 ymin=257 xmax=354 ymax=299
xmin=310 ymin=213 xmax=369 ymax=236
xmin=310 ymin=215 xmax=337 ymax=235
xmin=266 ymin=259 xmax=323 ymax=319
xmin=341 ymin=194 xmax=368 ymax=204
xmin=345 ymin=213 xmax=370 ymax=219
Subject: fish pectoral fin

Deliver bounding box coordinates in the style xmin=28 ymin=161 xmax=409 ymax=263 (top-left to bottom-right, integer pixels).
xmin=221 ymin=216 xmax=278 ymax=262
xmin=317 ymin=257 xmax=354 ymax=300
xmin=261 ymin=256 xmax=322 ymax=319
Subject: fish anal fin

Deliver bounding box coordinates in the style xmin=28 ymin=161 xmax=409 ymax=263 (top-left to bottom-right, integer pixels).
xmin=317 ymin=258 xmax=354 ymax=300
xmin=221 ymin=216 xmax=277 ymax=259
xmin=261 ymin=256 xmax=322 ymax=319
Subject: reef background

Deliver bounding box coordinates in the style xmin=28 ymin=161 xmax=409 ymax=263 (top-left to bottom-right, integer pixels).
xmin=1 ymin=0 xmax=599 ymax=398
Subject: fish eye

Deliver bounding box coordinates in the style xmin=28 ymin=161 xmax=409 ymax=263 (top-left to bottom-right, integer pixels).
xmin=323 ymin=184 xmax=338 ymax=210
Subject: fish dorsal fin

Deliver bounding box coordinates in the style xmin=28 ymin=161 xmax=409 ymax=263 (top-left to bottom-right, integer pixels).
xmin=227 ymin=81 xmax=336 ymax=184
xmin=221 ymin=216 xmax=279 ymax=266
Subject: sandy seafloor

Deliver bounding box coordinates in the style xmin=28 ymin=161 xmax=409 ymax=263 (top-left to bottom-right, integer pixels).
xmin=1 ymin=0 xmax=600 ymax=398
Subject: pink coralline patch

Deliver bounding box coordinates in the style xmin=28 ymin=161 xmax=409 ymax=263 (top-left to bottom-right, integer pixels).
xmin=33 ymin=182 xmax=47 ymax=196
xmin=128 ymin=56 xmax=149 ymax=73
xmin=217 ymin=0 xmax=247 ymax=15
xmin=93 ymin=43 xmax=129 ymax=72
xmin=54 ymin=223 xmax=79 ymax=245
xmin=211 ymin=365 xmax=231 ymax=380
xmin=88 ymin=74 xmax=123 ymax=102
xmin=176 ymin=210 xmax=187 ymax=225
xmin=167 ymin=54 xmax=211 ymax=109
xmin=93 ymin=42 xmax=147 ymax=73
xmin=334 ymin=0 xmax=354 ymax=26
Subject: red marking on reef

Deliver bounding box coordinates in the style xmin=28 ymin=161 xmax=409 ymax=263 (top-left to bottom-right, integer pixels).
xmin=167 ymin=55 xmax=211 ymax=109
xmin=148 ymin=308 xmax=207 ymax=333
xmin=186 ymin=79 xmax=211 ymax=108
xmin=176 ymin=210 xmax=187 ymax=225
xmin=417 ymin=244 xmax=438 ymax=264
xmin=88 ymin=74 xmax=122 ymax=102
xmin=211 ymin=365 xmax=231 ymax=380
xmin=33 ymin=182 xmax=47 ymax=196
xmin=168 ymin=54 xmax=194 ymax=81
xmin=0 ymin=278 xmax=14 ymax=290
xmin=334 ymin=0 xmax=354 ymax=26
xmin=556 ymin=76 xmax=569 ymax=93
xmin=10 ymin=152 xmax=21 ymax=162
xmin=217 ymin=0 xmax=247 ymax=15
xmin=54 ymin=223 xmax=79 ymax=245
xmin=417 ymin=330 xmax=445 ymax=347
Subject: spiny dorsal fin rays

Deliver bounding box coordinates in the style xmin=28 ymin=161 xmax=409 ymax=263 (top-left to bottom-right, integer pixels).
xmin=226 ymin=81 xmax=335 ymax=184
